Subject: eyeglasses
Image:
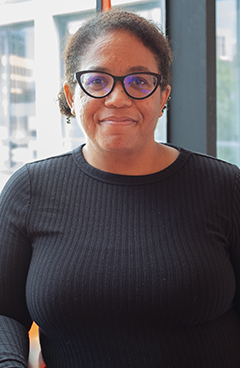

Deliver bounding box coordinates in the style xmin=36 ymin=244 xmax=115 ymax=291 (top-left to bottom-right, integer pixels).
xmin=75 ymin=70 xmax=162 ymax=100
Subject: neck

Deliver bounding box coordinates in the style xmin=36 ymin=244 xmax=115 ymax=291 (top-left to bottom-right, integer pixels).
xmin=82 ymin=142 xmax=178 ymax=176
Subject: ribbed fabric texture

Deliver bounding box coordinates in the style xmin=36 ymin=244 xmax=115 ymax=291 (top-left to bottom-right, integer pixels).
xmin=0 ymin=144 xmax=240 ymax=367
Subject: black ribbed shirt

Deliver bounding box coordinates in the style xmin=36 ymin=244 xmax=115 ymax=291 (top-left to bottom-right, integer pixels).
xmin=0 ymin=144 xmax=240 ymax=367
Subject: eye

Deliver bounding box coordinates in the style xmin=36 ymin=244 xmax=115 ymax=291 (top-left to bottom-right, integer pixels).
xmin=81 ymin=73 xmax=112 ymax=93
xmin=86 ymin=76 xmax=108 ymax=89
xmin=88 ymin=77 xmax=103 ymax=85
xmin=125 ymin=75 xmax=151 ymax=92
xmin=130 ymin=76 xmax=148 ymax=86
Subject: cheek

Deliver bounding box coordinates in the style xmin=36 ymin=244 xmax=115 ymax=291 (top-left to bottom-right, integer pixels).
xmin=75 ymin=92 xmax=92 ymax=122
xmin=140 ymin=99 xmax=159 ymax=117
xmin=75 ymin=92 xmax=102 ymax=133
xmin=78 ymin=92 xmax=89 ymax=111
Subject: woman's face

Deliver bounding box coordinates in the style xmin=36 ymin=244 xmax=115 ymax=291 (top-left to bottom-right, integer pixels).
xmin=65 ymin=30 xmax=171 ymax=156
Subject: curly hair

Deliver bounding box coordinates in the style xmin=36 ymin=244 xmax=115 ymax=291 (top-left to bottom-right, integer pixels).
xmin=58 ymin=8 xmax=173 ymax=117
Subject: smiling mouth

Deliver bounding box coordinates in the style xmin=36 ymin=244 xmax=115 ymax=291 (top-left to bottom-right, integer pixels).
xmin=100 ymin=117 xmax=136 ymax=126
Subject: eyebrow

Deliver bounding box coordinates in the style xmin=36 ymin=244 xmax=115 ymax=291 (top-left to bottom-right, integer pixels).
xmin=128 ymin=66 xmax=152 ymax=73
xmin=85 ymin=66 xmax=152 ymax=74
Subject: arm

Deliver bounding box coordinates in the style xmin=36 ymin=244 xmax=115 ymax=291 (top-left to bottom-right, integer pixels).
xmin=0 ymin=316 xmax=29 ymax=367
xmin=229 ymin=168 xmax=240 ymax=317
xmin=0 ymin=166 xmax=33 ymax=367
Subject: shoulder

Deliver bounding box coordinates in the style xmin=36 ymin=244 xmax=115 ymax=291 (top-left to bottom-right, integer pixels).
xmin=25 ymin=149 xmax=74 ymax=175
xmin=0 ymin=149 xmax=78 ymax=203
xmin=23 ymin=149 xmax=79 ymax=188
xmin=180 ymin=147 xmax=240 ymax=182
xmin=165 ymin=146 xmax=240 ymax=204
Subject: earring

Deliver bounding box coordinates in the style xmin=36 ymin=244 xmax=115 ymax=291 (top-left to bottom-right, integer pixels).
xmin=66 ymin=116 xmax=71 ymax=124
xmin=162 ymin=96 xmax=171 ymax=113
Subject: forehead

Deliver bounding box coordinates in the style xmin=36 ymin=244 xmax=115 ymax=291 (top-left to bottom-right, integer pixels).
xmin=80 ymin=30 xmax=159 ymax=74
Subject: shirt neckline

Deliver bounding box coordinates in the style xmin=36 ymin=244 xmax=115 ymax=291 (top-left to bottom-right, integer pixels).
xmin=72 ymin=144 xmax=190 ymax=186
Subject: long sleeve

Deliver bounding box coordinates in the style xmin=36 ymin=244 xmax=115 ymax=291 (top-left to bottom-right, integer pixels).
xmin=0 ymin=166 xmax=33 ymax=367
xmin=229 ymin=168 xmax=240 ymax=317
xmin=0 ymin=316 xmax=29 ymax=367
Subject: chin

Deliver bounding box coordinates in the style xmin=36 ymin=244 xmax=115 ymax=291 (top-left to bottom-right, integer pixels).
xmin=97 ymin=135 xmax=134 ymax=151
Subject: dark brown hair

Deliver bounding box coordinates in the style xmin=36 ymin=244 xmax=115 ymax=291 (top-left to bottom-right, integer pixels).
xmin=58 ymin=8 xmax=173 ymax=117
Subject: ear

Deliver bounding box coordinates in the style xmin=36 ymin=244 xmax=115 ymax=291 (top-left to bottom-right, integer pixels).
xmin=159 ymin=85 xmax=171 ymax=117
xmin=63 ymin=81 xmax=75 ymax=110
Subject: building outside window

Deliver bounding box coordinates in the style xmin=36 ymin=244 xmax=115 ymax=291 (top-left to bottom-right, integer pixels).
xmin=0 ymin=23 xmax=35 ymax=182
xmin=0 ymin=0 xmax=31 ymax=4
xmin=216 ymin=0 xmax=240 ymax=166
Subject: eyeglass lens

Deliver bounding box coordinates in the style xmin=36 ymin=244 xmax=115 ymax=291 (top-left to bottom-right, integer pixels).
xmin=79 ymin=72 xmax=158 ymax=99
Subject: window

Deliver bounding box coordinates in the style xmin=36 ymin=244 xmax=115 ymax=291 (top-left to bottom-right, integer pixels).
xmin=0 ymin=22 xmax=35 ymax=189
xmin=216 ymin=0 xmax=240 ymax=166
xmin=0 ymin=0 xmax=31 ymax=3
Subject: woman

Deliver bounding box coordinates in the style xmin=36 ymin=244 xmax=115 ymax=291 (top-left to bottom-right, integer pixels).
xmin=0 ymin=9 xmax=240 ymax=368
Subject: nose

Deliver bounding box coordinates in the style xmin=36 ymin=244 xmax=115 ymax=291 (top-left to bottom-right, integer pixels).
xmin=104 ymin=81 xmax=132 ymax=108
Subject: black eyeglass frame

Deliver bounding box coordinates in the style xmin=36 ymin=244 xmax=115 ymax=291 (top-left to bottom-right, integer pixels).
xmin=75 ymin=70 xmax=163 ymax=100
